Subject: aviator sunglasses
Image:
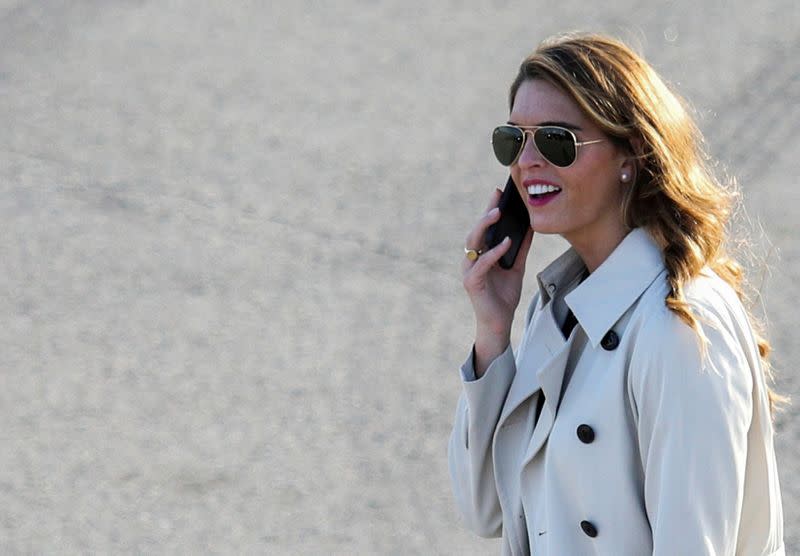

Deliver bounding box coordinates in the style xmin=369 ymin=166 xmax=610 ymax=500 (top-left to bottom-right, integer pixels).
xmin=491 ymin=124 xmax=603 ymax=168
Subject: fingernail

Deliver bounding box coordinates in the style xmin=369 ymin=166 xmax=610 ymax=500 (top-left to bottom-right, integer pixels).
xmin=504 ymin=236 xmax=510 ymax=243
xmin=490 ymin=207 xmax=500 ymax=216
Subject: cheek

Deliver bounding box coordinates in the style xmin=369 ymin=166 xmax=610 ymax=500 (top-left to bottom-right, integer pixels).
xmin=566 ymin=172 xmax=624 ymax=209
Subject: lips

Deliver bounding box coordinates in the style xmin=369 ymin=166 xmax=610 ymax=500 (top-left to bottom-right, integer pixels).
xmin=523 ymin=179 xmax=562 ymax=207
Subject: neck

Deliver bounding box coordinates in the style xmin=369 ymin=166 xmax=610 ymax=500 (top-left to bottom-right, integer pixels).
xmin=564 ymin=224 xmax=629 ymax=273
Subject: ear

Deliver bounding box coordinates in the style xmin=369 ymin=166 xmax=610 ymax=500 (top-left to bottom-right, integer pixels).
xmin=620 ymin=133 xmax=644 ymax=184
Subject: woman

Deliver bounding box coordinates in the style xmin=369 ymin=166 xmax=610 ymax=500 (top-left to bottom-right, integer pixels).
xmin=448 ymin=33 xmax=785 ymax=555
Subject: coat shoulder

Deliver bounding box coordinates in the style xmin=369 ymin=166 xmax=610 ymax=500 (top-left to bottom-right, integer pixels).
xmin=626 ymin=268 xmax=755 ymax=391
xmin=631 ymin=267 xmax=751 ymax=347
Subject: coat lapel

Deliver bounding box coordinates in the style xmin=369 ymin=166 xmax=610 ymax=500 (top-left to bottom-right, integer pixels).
xmin=520 ymin=339 xmax=574 ymax=466
xmin=498 ymin=302 xmax=572 ymax=430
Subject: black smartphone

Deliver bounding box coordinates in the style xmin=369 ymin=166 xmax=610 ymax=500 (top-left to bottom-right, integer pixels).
xmin=484 ymin=176 xmax=530 ymax=269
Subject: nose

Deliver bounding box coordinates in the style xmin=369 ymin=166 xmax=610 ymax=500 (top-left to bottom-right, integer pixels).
xmin=516 ymin=130 xmax=546 ymax=168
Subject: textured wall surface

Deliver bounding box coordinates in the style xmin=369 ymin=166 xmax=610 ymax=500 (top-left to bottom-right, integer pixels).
xmin=2 ymin=1 xmax=798 ymax=553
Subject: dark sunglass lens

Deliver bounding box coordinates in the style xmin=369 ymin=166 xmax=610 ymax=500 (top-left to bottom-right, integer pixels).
xmin=492 ymin=126 xmax=524 ymax=166
xmin=534 ymin=127 xmax=576 ymax=167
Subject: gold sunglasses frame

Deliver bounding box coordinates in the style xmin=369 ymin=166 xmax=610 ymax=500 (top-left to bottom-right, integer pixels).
xmin=492 ymin=124 xmax=604 ymax=168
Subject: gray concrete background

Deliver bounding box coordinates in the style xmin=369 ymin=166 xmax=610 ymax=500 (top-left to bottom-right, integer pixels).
xmin=1 ymin=1 xmax=797 ymax=553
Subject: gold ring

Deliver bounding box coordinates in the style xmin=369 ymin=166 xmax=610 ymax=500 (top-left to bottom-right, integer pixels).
xmin=464 ymin=246 xmax=483 ymax=261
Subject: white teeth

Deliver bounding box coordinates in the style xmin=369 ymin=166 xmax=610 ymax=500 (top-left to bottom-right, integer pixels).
xmin=527 ymin=184 xmax=562 ymax=195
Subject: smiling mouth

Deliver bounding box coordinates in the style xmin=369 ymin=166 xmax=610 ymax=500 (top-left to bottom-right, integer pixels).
xmin=527 ymin=184 xmax=562 ymax=198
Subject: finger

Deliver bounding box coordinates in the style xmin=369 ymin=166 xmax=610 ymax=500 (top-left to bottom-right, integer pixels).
xmin=461 ymin=246 xmax=478 ymax=273
xmin=470 ymin=235 xmax=512 ymax=276
xmin=511 ymin=228 xmax=534 ymax=272
xmin=464 ymin=206 xmax=501 ymax=252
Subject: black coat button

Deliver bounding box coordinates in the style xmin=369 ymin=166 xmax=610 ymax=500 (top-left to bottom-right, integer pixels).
xmin=600 ymin=330 xmax=619 ymax=350
xmin=576 ymin=424 xmax=595 ymax=444
xmin=580 ymin=520 xmax=598 ymax=537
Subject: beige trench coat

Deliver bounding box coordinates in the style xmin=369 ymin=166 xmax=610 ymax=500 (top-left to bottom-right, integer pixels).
xmin=448 ymin=229 xmax=784 ymax=555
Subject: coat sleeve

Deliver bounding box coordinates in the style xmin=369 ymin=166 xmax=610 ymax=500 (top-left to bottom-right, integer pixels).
xmin=447 ymin=345 xmax=515 ymax=538
xmin=628 ymin=301 xmax=753 ymax=555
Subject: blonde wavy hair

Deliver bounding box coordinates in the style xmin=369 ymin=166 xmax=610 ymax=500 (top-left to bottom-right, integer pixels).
xmin=509 ymin=33 xmax=786 ymax=416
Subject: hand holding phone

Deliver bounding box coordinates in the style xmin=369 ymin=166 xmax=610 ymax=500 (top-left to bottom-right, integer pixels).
xmin=462 ymin=180 xmax=532 ymax=377
xmin=484 ymin=176 xmax=530 ymax=269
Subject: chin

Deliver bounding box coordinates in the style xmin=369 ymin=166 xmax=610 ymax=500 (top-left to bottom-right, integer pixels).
xmin=530 ymin=222 xmax=564 ymax=235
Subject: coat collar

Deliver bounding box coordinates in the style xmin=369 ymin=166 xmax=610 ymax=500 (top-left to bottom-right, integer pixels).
xmin=537 ymin=227 xmax=666 ymax=349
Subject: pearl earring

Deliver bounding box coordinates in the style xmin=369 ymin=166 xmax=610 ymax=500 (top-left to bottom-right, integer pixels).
xmin=621 ymin=172 xmax=630 ymax=182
